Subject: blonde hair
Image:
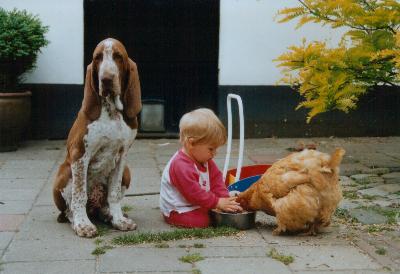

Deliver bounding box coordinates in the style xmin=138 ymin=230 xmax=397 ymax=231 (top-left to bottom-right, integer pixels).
xmin=179 ymin=108 xmax=227 ymax=147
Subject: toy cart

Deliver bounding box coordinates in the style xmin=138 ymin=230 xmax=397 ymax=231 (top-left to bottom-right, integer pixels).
xmin=222 ymin=94 xmax=271 ymax=193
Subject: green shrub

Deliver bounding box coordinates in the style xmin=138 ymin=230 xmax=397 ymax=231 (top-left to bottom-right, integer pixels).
xmin=0 ymin=8 xmax=49 ymax=91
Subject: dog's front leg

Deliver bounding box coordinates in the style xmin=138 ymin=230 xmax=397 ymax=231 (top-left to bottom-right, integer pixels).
xmin=107 ymin=154 xmax=137 ymax=231
xmin=71 ymin=156 xmax=97 ymax=237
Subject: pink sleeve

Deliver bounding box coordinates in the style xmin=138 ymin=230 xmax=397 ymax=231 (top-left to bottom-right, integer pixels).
xmin=208 ymin=160 xmax=229 ymax=198
xmin=169 ymin=159 xmax=219 ymax=209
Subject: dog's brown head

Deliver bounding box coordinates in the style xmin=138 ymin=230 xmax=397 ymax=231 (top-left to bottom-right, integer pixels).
xmin=82 ymin=38 xmax=142 ymax=125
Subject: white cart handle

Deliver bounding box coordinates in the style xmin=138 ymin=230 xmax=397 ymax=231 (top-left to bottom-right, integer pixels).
xmin=223 ymin=94 xmax=244 ymax=182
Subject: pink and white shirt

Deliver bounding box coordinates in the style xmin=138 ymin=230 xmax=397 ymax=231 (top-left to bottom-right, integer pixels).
xmin=160 ymin=149 xmax=229 ymax=217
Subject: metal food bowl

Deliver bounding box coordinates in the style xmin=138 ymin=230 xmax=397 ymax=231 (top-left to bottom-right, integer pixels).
xmin=210 ymin=209 xmax=256 ymax=230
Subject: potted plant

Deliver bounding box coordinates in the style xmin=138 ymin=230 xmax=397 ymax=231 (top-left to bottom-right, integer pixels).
xmin=0 ymin=8 xmax=49 ymax=151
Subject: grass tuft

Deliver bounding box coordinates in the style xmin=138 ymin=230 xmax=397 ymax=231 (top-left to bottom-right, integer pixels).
xmin=91 ymin=245 xmax=114 ymax=256
xmin=359 ymin=206 xmax=399 ymax=224
xmin=192 ymin=269 xmax=202 ymax=274
xmin=122 ymin=205 xmax=133 ymax=214
xmin=154 ymin=242 xmax=170 ymax=248
xmin=375 ymin=247 xmax=387 ymax=255
xmin=112 ymin=226 xmax=238 ymax=245
xmin=193 ymin=243 xmax=205 ymax=248
xmin=268 ymin=248 xmax=294 ymax=265
xmin=95 ymin=223 xmax=112 ymax=237
xmin=343 ymin=190 xmax=358 ymax=199
xmin=179 ymin=253 xmax=204 ymax=264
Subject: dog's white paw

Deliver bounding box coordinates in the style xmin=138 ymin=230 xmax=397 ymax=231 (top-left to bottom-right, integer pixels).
xmin=73 ymin=219 xmax=97 ymax=238
xmin=112 ymin=217 xmax=137 ymax=231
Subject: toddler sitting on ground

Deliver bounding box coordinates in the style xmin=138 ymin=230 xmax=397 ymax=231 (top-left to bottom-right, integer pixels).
xmin=159 ymin=108 xmax=242 ymax=228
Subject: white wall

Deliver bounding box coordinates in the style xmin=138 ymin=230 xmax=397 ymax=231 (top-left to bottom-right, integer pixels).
xmin=0 ymin=0 xmax=84 ymax=84
xmin=219 ymin=0 xmax=344 ymax=85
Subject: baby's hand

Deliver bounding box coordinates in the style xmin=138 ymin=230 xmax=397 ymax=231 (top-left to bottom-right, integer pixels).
xmin=216 ymin=197 xmax=243 ymax=213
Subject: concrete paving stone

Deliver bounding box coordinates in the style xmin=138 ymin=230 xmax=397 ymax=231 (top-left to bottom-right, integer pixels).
xmin=156 ymin=155 xmax=174 ymax=165
xmin=196 ymin=245 xmax=267 ymax=257
xmin=349 ymin=208 xmax=388 ymax=224
xmin=34 ymin=182 xmax=54 ymax=206
xmin=0 ymin=215 xmax=25 ymax=232
xmin=0 ymin=200 xmax=33 ymax=214
xmin=121 ymin=195 xmax=171 ymax=234
xmin=351 ymin=174 xmax=384 ymax=185
xmin=0 ymin=149 xmax=61 ymax=161
xmin=340 ymin=163 xmax=371 ymax=176
xmin=364 ymin=168 xmax=391 ymax=176
xmin=196 ymin=257 xmax=292 ymax=274
xmin=0 ymin=167 xmax=51 ymax=180
xmin=248 ymin=152 xmax=288 ymax=164
xmin=258 ymin=224 xmax=351 ymax=246
xmin=358 ymin=154 xmax=400 ymax=170
xmin=1 ymin=260 xmax=96 ymax=274
xmin=292 ymin=270 xmax=389 ymax=274
xmin=272 ymin=245 xmax=382 ymax=271
xmin=339 ymin=200 xmax=361 ymax=210
xmin=375 ymin=184 xmax=400 ymax=194
xmin=0 ymin=178 xmax=45 ymax=190
xmin=371 ymin=199 xmax=399 ymax=208
xmin=129 ymin=142 xmax=154 ymax=153
xmin=1 ymin=160 xmax=56 ymax=170
xmin=0 ymin=189 xmax=40 ymax=201
xmin=357 ymin=187 xmax=389 ymax=198
xmin=14 ymin=205 xmax=77 ymax=241
xmin=125 ymin=176 xmax=161 ymax=195
xmin=129 ymin=167 xmax=161 ymax=178
xmin=381 ymin=172 xmax=400 ymax=184
xmin=339 ymin=176 xmax=356 ymax=186
xmin=0 ymin=232 xmax=14 ymax=249
xmin=213 ymin=157 xmax=254 ymax=170
xmin=3 ymin=237 xmax=95 ymax=262
xmin=126 ymin=157 xmax=158 ymax=168
xmin=170 ymin=230 xmax=266 ymax=248
xmin=98 ymin=247 xmax=193 ymax=273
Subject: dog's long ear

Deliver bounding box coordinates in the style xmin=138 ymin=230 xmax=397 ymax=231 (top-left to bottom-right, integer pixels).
xmin=81 ymin=63 xmax=101 ymax=121
xmin=123 ymin=58 xmax=142 ymax=119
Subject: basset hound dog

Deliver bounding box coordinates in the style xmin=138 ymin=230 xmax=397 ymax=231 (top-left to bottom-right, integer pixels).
xmin=53 ymin=38 xmax=141 ymax=237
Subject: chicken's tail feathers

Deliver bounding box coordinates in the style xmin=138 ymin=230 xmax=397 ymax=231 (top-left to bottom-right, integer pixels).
xmin=329 ymin=148 xmax=345 ymax=168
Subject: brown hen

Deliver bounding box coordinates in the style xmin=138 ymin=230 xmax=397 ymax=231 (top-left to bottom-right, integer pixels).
xmin=237 ymin=148 xmax=345 ymax=235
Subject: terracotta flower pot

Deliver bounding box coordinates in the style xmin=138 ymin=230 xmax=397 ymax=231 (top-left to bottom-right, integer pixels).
xmin=0 ymin=91 xmax=31 ymax=152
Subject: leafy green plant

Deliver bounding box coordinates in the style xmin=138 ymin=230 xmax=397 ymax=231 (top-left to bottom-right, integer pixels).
xmin=0 ymin=8 xmax=49 ymax=91
xmin=275 ymin=0 xmax=400 ymax=122
xmin=154 ymin=242 xmax=170 ymax=248
xmin=91 ymin=245 xmax=114 ymax=256
xmin=267 ymin=248 xmax=294 ymax=265
xmin=375 ymin=247 xmax=387 ymax=255
xmin=179 ymin=253 xmax=204 ymax=264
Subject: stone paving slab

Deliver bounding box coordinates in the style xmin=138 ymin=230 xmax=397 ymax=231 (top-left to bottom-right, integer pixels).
xmin=0 ymin=138 xmax=399 ymax=273
xmin=0 ymin=215 xmax=25 ymax=232
xmin=0 ymin=189 xmax=40 ymax=202
xmin=0 ymin=179 xmax=45 ymax=190
xmin=0 ymin=200 xmax=33 ymax=215
xmin=0 ymin=232 xmax=14 ymax=250
xmin=171 ymin=230 xmax=266 ymax=247
xmin=196 ymin=257 xmax=292 ymax=274
xmin=14 ymin=205 xmax=76 ymax=241
xmin=1 ymin=160 xmax=56 ymax=170
xmin=125 ymin=175 xmax=161 ymax=195
xmin=0 ymin=168 xmax=51 ymax=180
xmin=272 ymin=245 xmax=382 ymax=271
xmin=98 ymin=247 xmax=193 ymax=273
xmin=3 ymin=237 xmax=95 ymax=262
xmin=1 ymin=260 xmax=96 ymax=274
